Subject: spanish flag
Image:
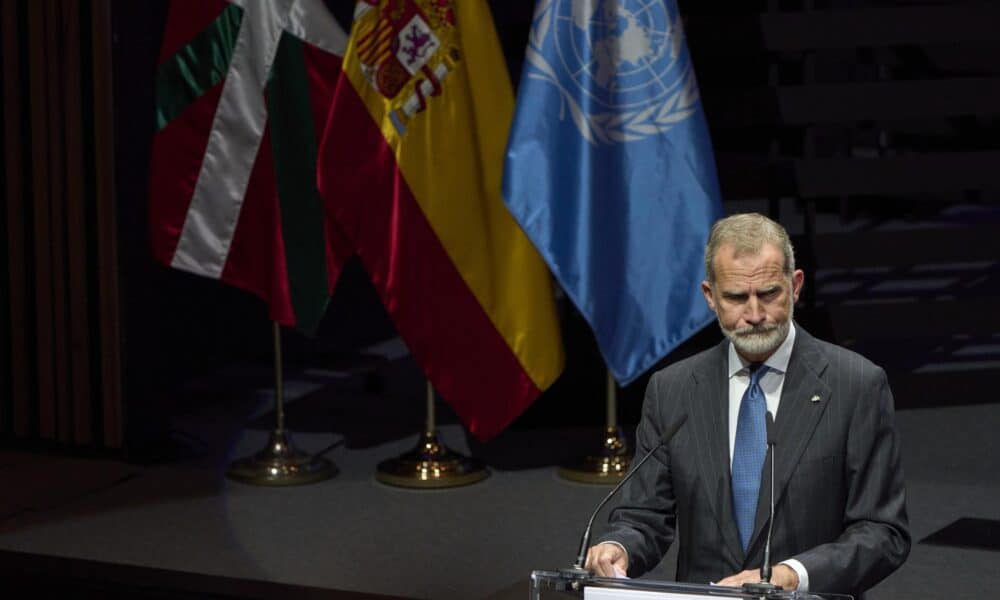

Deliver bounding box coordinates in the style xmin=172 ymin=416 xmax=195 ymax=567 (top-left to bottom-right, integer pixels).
xmin=318 ymin=0 xmax=564 ymax=441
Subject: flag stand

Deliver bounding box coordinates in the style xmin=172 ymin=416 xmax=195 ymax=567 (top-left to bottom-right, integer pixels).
xmin=375 ymin=381 xmax=489 ymax=488
xmin=557 ymin=369 xmax=630 ymax=484
xmin=227 ymin=322 xmax=338 ymax=486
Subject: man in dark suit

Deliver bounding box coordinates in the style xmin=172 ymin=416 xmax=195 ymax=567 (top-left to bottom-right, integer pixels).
xmin=585 ymin=213 xmax=909 ymax=598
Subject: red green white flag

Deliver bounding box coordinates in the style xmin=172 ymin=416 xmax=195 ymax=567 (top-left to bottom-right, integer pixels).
xmin=150 ymin=0 xmax=351 ymax=333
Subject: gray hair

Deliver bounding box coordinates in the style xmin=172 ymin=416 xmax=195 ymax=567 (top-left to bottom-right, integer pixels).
xmin=704 ymin=213 xmax=795 ymax=282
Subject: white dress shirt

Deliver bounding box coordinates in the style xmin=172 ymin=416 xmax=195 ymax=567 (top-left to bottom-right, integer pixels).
xmin=726 ymin=323 xmax=796 ymax=459
xmin=727 ymin=322 xmax=809 ymax=591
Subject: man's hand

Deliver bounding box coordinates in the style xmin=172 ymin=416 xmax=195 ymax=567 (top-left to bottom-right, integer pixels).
xmin=584 ymin=542 xmax=628 ymax=578
xmin=716 ymin=564 xmax=799 ymax=590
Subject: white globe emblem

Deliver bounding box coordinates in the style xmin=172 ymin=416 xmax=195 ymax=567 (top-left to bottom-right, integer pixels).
xmin=526 ymin=0 xmax=700 ymax=144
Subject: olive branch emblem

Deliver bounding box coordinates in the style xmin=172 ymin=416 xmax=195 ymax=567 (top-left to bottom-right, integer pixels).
xmin=525 ymin=0 xmax=699 ymax=145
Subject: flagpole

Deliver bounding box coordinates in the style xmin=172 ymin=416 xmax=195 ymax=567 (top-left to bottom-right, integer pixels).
xmin=425 ymin=380 xmax=435 ymax=435
xmin=226 ymin=321 xmax=338 ymax=485
xmin=606 ymin=367 xmax=617 ymax=430
xmin=375 ymin=379 xmax=489 ymax=488
xmin=557 ymin=368 xmax=630 ymax=484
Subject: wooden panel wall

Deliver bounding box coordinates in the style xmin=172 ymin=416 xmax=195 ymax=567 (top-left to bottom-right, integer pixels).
xmin=0 ymin=0 xmax=122 ymax=449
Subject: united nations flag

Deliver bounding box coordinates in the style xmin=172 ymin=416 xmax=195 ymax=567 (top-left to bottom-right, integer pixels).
xmin=502 ymin=0 xmax=723 ymax=384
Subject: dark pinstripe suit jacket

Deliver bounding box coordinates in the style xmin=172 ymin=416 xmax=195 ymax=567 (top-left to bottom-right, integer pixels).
xmin=599 ymin=325 xmax=910 ymax=598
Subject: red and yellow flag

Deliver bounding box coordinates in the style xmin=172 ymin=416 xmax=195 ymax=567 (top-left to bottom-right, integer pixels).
xmin=318 ymin=0 xmax=564 ymax=441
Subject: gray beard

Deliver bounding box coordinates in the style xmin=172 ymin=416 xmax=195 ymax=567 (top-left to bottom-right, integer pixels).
xmin=719 ymin=310 xmax=792 ymax=359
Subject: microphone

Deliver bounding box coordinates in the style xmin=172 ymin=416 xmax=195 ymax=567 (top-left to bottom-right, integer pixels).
xmin=743 ymin=410 xmax=781 ymax=596
xmin=562 ymin=414 xmax=688 ymax=579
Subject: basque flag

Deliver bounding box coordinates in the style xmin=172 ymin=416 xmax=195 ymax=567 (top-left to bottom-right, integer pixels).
xmin=150 ymin=0 xmax=351 ymax=334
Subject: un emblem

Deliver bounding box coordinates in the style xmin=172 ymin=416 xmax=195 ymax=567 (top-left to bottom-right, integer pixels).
xmin=526 ymin=0 xmax=700 ymax=145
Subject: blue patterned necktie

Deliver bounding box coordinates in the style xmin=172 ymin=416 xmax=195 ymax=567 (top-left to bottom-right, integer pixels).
xmin=732 ymin=363 xmax=769 ymax=552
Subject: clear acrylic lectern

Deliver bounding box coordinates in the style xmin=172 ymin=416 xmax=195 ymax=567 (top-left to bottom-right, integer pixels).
xmin=529 ymin=570 xmax=853 ymax=600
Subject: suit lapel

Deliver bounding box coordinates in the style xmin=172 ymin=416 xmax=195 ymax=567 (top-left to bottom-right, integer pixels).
xmin=747 ymin=326 xmax=832 ymax=557
xmin=690 ymin=340 xmax=744 ymax=565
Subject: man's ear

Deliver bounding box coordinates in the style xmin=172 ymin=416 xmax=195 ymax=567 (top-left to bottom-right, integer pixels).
xmin=791 ymin=269 xmax=805 ymax=302
xmin=701 ymin=280 xmax=716 ymax=313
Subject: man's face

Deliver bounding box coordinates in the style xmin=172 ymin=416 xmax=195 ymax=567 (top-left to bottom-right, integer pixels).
xmin=701 ymin=242 xmax=804 ymax=361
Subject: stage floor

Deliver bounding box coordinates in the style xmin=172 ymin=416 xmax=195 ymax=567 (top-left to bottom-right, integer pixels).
xmin=1 ymin=365 xmax=997 ymax=599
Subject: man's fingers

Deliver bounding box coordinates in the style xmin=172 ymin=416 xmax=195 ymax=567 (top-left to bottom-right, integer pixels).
xmin=716 ymin=569 xmax=758 ymax=587
xmin=770 ymin=564 xmax=799 ymax=590
xmin=584 ymin=543 xmax=626 ymax=577
xmin=596 ymin=552 xmax=618 ymax=575
xmin=583 ymin=546 xmax=602 ymax=574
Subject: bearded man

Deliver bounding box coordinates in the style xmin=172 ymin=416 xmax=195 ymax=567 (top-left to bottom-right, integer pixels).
xmin=585 ymin=213 xmax=909 ymax=599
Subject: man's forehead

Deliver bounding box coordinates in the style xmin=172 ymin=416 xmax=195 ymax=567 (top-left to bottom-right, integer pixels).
xmin=713 ymin=244 xmax=788 ymax=283
xmin=715 ymin=262 xmax=785 ymax=279
xmin=714 ymin=243 xmax=786 ymax=269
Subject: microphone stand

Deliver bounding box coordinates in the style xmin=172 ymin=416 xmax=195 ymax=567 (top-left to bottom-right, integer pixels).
xmin=561 ymin=415 xmax=688 ymax=581
xmin=742 ymin=411 xmax=781 ymax=597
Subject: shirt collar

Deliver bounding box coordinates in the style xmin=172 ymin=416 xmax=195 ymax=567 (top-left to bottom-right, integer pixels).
xmin=727 ymin=322 xmax=797 ymax=378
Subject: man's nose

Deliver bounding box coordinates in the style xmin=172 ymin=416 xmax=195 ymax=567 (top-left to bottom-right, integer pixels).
xmin=744 ymin=297 xmax=766 ymax=325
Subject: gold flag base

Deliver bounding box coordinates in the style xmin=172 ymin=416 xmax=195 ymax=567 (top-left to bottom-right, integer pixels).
xmin=227 ymin=429 xmax=338 ymax=486
xmin=375 ymin=430 xmax=489 ymax=489
xmin=557 ymin=426 xmax=631 ymax=484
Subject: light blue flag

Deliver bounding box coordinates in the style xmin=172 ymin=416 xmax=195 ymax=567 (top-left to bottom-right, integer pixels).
xmin=502 ymin=0 xmax=723 ymax=385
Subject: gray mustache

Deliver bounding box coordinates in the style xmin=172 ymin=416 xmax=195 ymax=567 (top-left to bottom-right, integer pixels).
xmin=733 ymin=323 xmax=780 ymax=336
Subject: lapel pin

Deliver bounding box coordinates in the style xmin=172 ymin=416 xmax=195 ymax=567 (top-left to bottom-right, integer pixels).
xmin=810 ymin=395 xmax=821 ymax=403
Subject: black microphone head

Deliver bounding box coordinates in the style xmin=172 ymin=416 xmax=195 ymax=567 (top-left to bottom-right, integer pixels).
xmin=765 ymin=411 xmax=776 ymax=446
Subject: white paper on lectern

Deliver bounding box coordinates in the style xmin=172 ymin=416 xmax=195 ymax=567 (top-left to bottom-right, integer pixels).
xmin=584 ymin=586 xmax=709 ymax=600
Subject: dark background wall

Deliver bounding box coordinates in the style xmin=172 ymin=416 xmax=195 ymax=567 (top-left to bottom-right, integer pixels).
xmin=7 ymin=0 xmax=999 ymax=458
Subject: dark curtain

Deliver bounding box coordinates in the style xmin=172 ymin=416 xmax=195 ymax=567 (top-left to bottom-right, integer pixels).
xmin=1 ymin=0 xmax=122 ymax=449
